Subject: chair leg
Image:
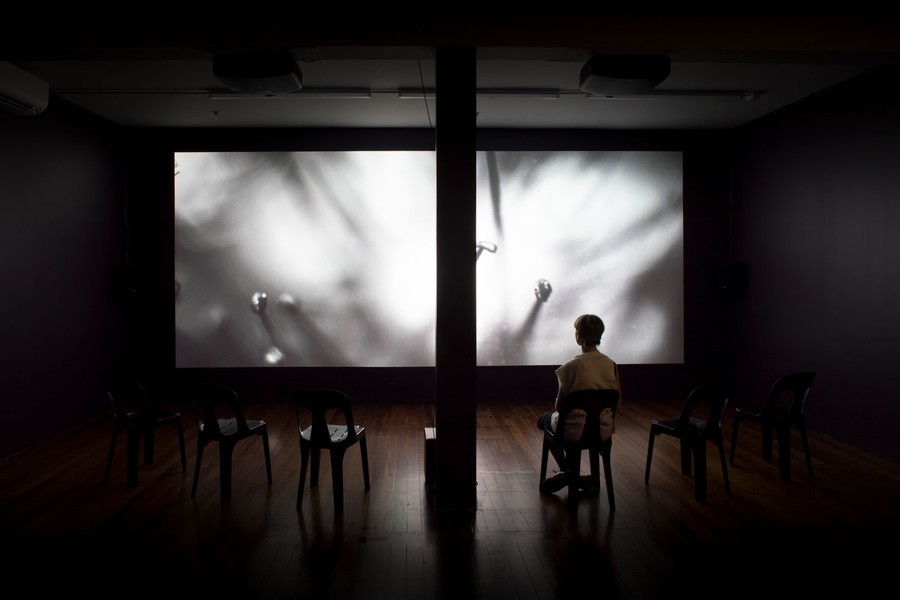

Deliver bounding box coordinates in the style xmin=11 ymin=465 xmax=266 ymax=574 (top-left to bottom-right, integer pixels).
xmin=331 ymin=447 xmax=346 ymax=513
xmin=602 ymin=450 xmax=615 ymax=511
xmin=565 ymin=449 xmax=581 ymax=512
xmin=762 ymin=424 xmax=774 ymax=460
xmin=680 ymin=438 xmax=692 ymax=476
xmin=126 ymin=428 xmax=142 ymax=489
xmin=143 ymin=428 xmax=155 ymax=465
xmin=776 ymin=425 xmax=791 ymax=482
xmin=176 ymin=421 xmax=187 ymax=473
xmin=540 ymin=438 xmax=550 ymax=482
xmin=717 ymin=438 xmax=731 ymax=495
xmin=693 ymin=441 xmax=707 ymax=503
xmin=644 ymin=432 xmax=655 ymax=484
xmin=360 ymin=438 xmax=370 ymax=491
xmin=105 ymin=430 xmax=118 ymax=482
xmin=310 ymin=448 xmax=321 ymax=486
xmin=191 ymin=438 xmax=204 ymax=498
xmin=729 ymin=414 xmax=741 ymax=465
xmin=261 ymin=429 xmax=273 ymax=484
xmin=798 ymin=422 xmax=814 ymax=477
xmin=219 ymin=442 xmax=234 ymax=503
xmin=297 ymin=445 xmax=309 ymax=510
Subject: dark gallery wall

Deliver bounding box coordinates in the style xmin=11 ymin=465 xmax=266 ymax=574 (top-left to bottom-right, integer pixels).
xmin=730 ymin=66 xmax=900 ymax=462
xmin=0 ymin=100 xmax=126 ymax=459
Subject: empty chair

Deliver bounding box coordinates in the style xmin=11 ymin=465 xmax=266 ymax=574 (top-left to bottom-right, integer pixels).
xmin=190 ymin=384 xmax=272 ymax=503
xmin=645 ymin=383 xmax=731 ymax=503
xmin=730 ymin=371 xmax=816 ymax=482
xmin=539 ymin=388 xmax=620 ymax=511
xmin=104 ymin=375 xmax=186 ymax=488
xmin=294 ymin=389 xmax=370 ymax=514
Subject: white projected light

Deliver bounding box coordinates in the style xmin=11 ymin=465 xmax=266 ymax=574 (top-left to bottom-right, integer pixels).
xmin=475 ymin=151 xmax=684 ymax=366
xmin=174 ymin=149 xmax=682 ymax=368
xmin=175 ymin=151 xmax=437 ymax=368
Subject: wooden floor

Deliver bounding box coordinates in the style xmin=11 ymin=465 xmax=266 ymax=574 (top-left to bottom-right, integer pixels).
xmin=2 ymin=398 xmax=899 ymax=599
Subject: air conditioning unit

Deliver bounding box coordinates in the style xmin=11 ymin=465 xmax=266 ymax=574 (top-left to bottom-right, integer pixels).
xmin=0 ymin=62 xmax=49 ymax=116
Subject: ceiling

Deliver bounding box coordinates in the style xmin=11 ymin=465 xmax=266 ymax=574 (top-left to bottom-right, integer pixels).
xmin=4 ymin=12 xmax=900 ymax=130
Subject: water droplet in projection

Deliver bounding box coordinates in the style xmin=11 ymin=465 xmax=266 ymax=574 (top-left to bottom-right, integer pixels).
xmin=534 ymin=279 xmax=552 ymax=302
xmin=251 ymin=292 xmax=268 ymax=313
xmin=264 ymin=346 xmax=284 ymax=365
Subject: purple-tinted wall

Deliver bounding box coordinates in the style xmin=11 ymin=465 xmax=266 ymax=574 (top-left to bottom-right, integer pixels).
xmin=0 ymin=99 xmax=126 ymax=458
xmin=730 ymin=67 xmax=900 ymax=462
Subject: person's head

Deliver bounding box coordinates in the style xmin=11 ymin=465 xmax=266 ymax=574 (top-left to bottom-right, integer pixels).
xmin=574 ymin=314 xmax=604 ymax=348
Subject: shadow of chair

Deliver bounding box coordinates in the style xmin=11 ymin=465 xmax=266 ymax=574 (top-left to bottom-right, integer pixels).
xmin=190 ymin=383 xmax=272 ymax=503
xmin=294 ymin=388 xmax=370 ymax=514
xmin=730 ymin=371 xmax=816 ymax=482
xmin=539 ymin=388 xmax=620 ymax=512
xmin=645 ymin=382 xmax=731 ymax=503
xmin=104 ymin=375 xmax=186 ymax=488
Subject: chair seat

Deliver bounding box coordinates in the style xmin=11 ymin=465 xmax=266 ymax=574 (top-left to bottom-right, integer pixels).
xmin=301 ymin=424 xmax=364 ymax=446
xmin=652 ymin=416 xmax=710 ymax=436
xmin=204 ymin=418 xmax=267 ymax=437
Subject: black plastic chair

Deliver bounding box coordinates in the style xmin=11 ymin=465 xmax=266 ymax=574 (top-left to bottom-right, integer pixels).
xmin=190 ymin=384 xmax=272 ymax=503
xmin=539 ymin=388 xmax=620 ymax=512
xmin=645 ymin=383 xmax=731 ymax=503
xmin=294 ymin=389 xmax=370 ymax=514
xmin=104 ymin=375 xmax=186 ymax=488
xmin=730 ymin=371 xmax=816 ymax=482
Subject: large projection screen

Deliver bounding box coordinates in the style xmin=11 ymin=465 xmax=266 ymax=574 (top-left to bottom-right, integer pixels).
xmin=475 ymin=150 xmax=684 ymax=366
xmin=175 ymin=151 xmax=437 ymax=368
xmin=174 ymin=149 xmax=683 ymax=369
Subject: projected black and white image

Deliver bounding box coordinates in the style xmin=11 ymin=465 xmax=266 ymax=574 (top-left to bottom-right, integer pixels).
xmin=175 ymin=149 xmax=682 ymax=368
xmin=476 ymin=150 xmax=684 ymax=365
xmin=175 ymin=151 xmax=437 ymax=368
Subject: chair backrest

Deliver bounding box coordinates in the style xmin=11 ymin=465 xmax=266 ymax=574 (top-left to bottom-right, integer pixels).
xmin=192 ymin=384 xmax=252 ymax=439
xmin=763 ymin=371 xmax=816 ymax=422
xmin=678 ymin=382 xmax=730 ymax=439
xmin=104 ymin=375 xmax=151 ymax=424
xmin=293 ymin=388 xmax=358 ymax=448
xmin=556 ymin=388 xmax=620 ymax=447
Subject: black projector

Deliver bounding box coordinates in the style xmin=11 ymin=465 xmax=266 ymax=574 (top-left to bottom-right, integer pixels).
xmin=213 ymin=51 xmax=303 ymax=95
xmin=579 ymin=54 xmax=671 ymax=96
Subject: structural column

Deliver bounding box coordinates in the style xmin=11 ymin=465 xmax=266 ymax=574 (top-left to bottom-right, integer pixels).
xmin=434 ymin=46 xmax=477 ymax=510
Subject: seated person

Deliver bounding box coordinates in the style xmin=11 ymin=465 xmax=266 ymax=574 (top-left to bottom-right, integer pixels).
xmin=537 ymin=314 xmax=621 ymax=494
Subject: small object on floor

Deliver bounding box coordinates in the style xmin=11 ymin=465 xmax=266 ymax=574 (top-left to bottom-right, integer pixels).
xmin=539 ymin=472 xmax=568 ymax=494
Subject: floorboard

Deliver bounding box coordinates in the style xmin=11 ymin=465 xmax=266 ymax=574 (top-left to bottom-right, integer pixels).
xmin=1 ymin=399 xmax=898 ymax=599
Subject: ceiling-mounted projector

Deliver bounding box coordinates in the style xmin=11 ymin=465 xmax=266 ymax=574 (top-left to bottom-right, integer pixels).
xmin=579 ymin=54 xmax=671 ymax=96
xmin=0 ymin=62 xmax=49 ymax=116
xmin=213 ymin=51 xmax=303 ymax=95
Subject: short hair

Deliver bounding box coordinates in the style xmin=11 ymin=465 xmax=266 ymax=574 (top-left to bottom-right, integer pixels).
xmin=574 ymin=314 xmax=605 ymax=346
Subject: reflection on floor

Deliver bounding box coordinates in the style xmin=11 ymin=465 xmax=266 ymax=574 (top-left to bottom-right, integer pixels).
xmin=2 ymin=399 xmax=898 ymax=599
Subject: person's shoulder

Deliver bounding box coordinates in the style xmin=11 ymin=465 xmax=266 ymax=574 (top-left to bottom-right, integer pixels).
xmin=556 ymin=354 xmax=582 ymax=371
xmin=584 ymin=350 xmax=614 ymax=361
